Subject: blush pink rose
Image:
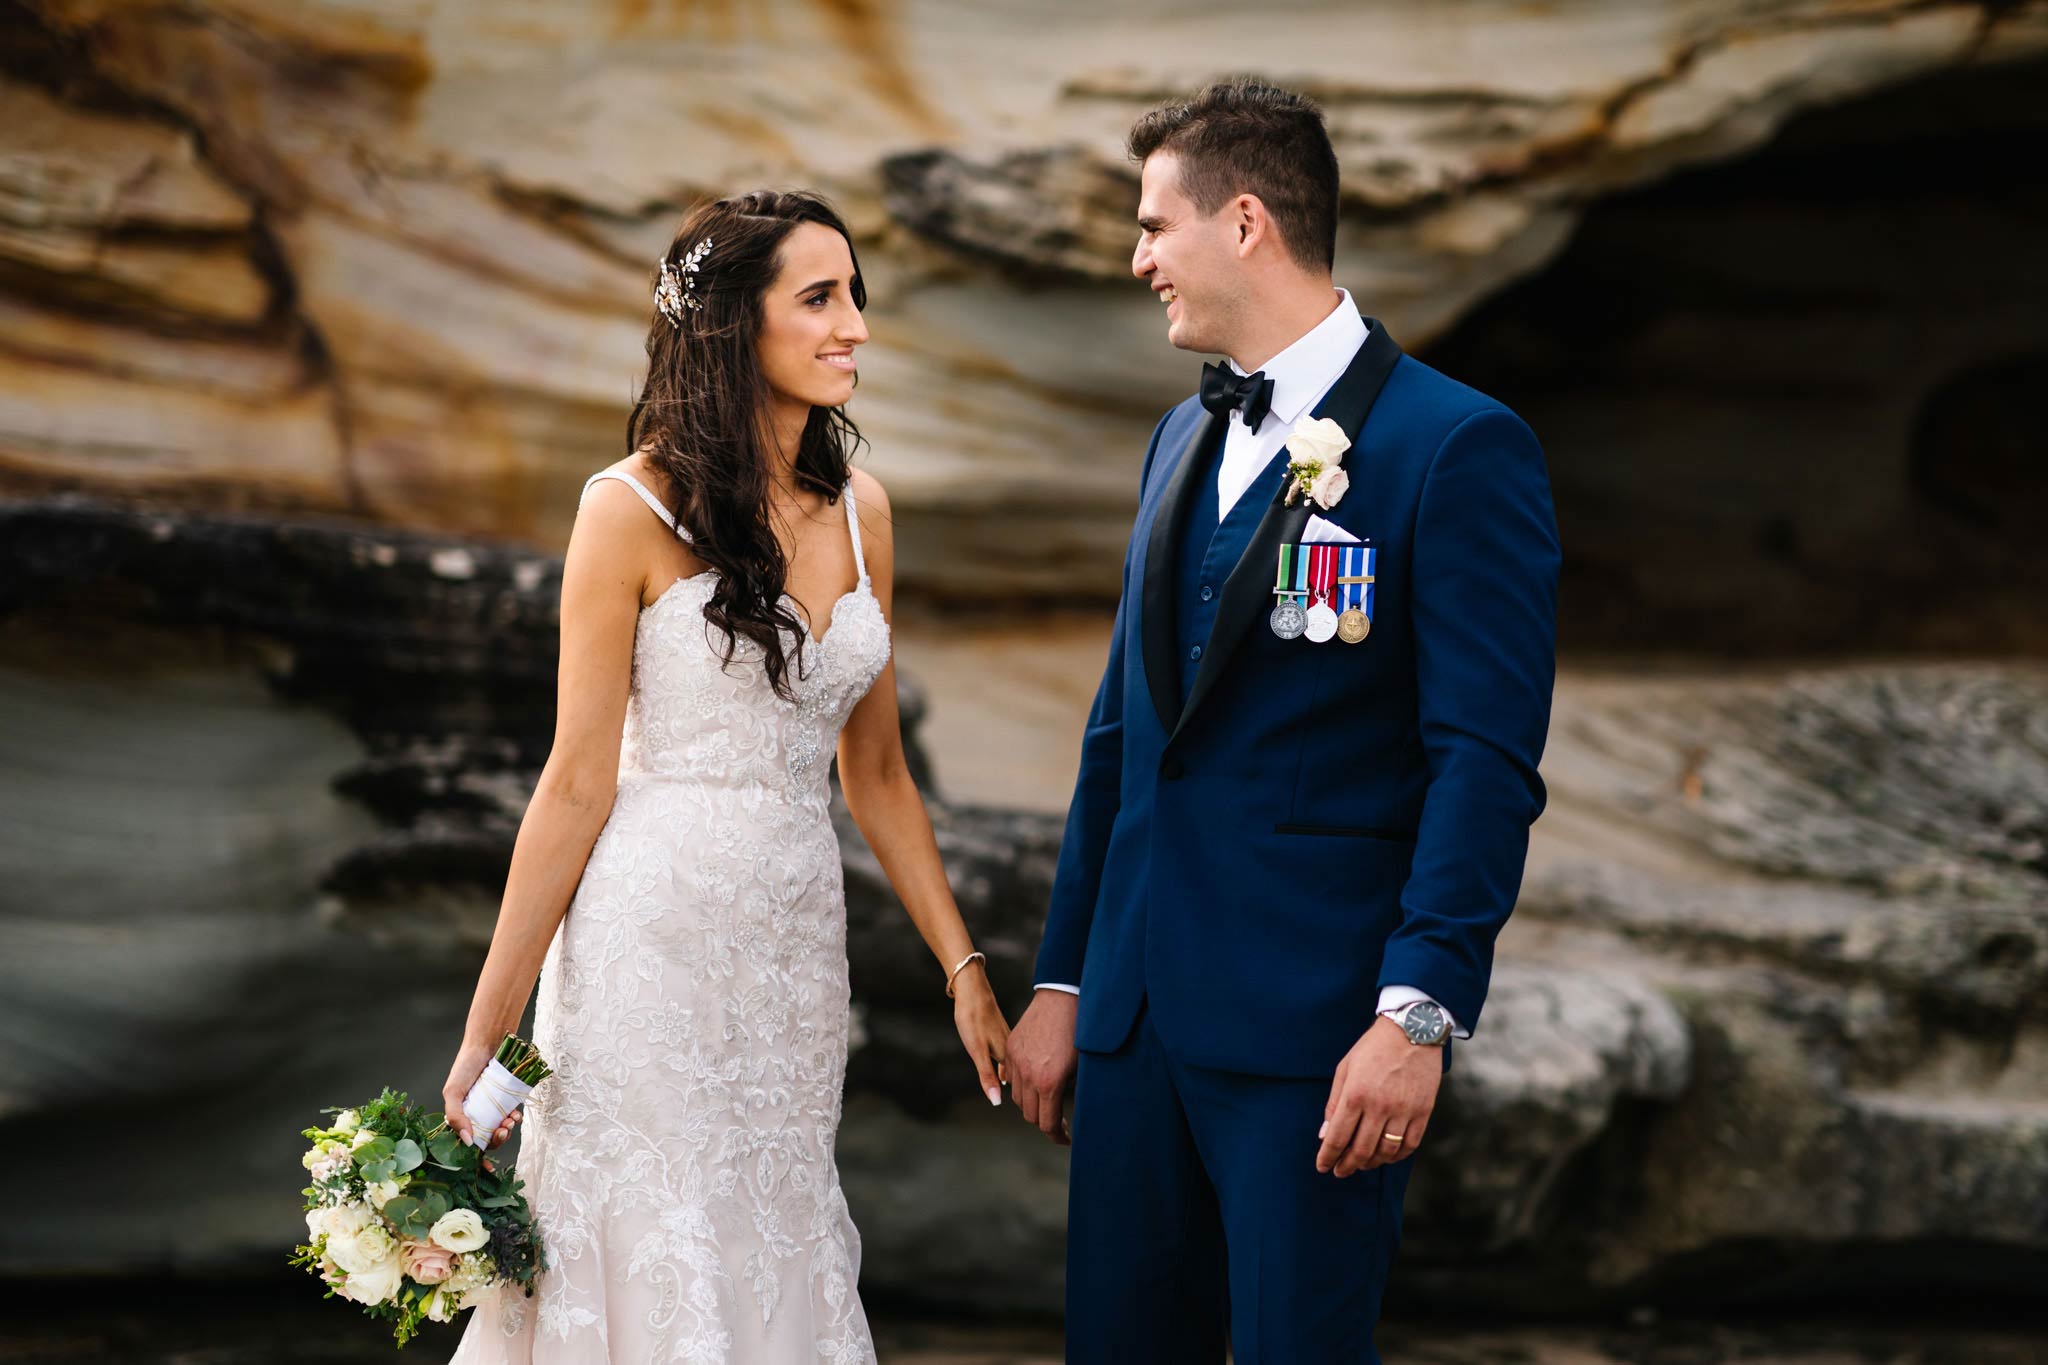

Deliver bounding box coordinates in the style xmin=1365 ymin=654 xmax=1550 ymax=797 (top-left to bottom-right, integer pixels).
xmin=1308 ymin=466 xmax=1350 ymax=509
xmin=400 ymin=1238 xmax=457 ymax=1285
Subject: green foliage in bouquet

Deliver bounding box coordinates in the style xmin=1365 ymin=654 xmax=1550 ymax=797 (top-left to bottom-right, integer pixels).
xmin=289 ymin=1081 xmax=545 ymax=1347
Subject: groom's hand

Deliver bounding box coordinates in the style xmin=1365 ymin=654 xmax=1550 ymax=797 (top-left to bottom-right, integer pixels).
xmin=1315 ymin=1014 xmax=1442 ymax=1178
xmin=1009 ymin=988 xmax=1079 ymax=1145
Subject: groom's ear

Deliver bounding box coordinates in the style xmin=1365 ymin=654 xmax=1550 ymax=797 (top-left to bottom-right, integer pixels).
xmin=1234 ymin=193 xmax=1267 ymax=256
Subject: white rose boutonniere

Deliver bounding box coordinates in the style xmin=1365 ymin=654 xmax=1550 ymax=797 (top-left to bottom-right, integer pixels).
xmin=1281 ymin=416 xmax=1352 ymax=510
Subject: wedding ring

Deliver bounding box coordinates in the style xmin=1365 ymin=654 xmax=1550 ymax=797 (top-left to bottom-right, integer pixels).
xmin=1381 ymin=1130 xmax=1403 ymax=1144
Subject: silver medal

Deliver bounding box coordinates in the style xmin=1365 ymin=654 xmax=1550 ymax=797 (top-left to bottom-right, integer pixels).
xmin=1270 ymin=599 xmax=1307 ymax=639
xmin=1303 ymin=602 xmax=1339 ymax=643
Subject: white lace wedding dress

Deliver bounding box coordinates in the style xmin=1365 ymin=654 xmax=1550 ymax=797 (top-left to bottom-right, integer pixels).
xmin=450 ymin=468 xmax=889 ymax=1364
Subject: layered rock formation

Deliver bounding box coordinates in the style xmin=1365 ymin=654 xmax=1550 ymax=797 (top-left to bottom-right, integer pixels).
xmin=4 ymin=499 xmax=2041 ymax=1314
xmin=5 ymin=0 xmax=2044 ymax=1332
xmin=4 ymin=0 xmax=2045 ymax=618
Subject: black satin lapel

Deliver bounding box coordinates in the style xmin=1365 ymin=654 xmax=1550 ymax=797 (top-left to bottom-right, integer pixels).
xmin=1169 ymin=477 xmax=1313 ymax=748
xmin=1140 ymin=409 xmax=1221 ymax=736
xmin=1168 ymin=321 xmax=1405 ymax=748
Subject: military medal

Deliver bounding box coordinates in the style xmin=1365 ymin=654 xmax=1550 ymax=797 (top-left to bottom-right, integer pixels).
xmin=1270 ymin=542 xmax=1308 ymax=639
xmin=1336 ymin=543 xmax=1374 ymax=643
xmin=1302 ymin=543 xmax=1340 ymax=643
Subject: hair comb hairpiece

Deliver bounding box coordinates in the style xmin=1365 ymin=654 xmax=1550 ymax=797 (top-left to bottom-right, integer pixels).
xmin=654 ymin=237 xmax=714 ymax=327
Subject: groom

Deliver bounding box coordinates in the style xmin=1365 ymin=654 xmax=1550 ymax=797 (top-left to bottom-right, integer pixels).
xmin=1007 ymin=79 xmax=1560 ymax=1362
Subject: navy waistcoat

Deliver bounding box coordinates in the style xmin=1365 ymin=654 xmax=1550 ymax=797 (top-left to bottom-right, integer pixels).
xmin=1172 ymin=424 xmax=1290 ymax=700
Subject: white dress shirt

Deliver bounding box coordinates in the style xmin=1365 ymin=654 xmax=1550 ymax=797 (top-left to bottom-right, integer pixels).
xmin=1035 ymin=288 xmax=1467 ymax=1040
xmin=1214 ymin=287 xmax=1367 ymax=518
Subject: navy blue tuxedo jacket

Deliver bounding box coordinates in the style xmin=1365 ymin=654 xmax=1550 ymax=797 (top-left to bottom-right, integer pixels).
xmin=1033 ymin=322 xmax=1560 ymax=1077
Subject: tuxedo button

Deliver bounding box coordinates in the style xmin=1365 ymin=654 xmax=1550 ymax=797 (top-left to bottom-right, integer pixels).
xmin=1200 ymin=585 xmax=1214 ymax=601
xmin=1161 ymin=756 xmax=1185 ymax=780
xmin=1189 ymin=644 xmax=1203 ymax=661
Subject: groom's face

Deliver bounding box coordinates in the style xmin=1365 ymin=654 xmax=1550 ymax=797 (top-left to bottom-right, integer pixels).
xmin=1133 ymin=151 xmax=1247 ymax=357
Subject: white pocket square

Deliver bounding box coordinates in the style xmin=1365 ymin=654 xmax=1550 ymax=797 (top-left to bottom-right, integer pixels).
xmin=1301 ymin=514 xmax=1361 ymax=544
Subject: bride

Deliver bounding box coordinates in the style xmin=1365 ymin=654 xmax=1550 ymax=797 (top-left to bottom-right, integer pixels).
xmin=439 ymin=189 xmax=1012 ymax=1363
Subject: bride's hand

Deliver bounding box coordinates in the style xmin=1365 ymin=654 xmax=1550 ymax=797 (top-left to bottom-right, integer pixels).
xmin=441 ymin=1037 xmax=524 ymax=1171
xmin=951 ymin=961 xmax=1011 ymax=1108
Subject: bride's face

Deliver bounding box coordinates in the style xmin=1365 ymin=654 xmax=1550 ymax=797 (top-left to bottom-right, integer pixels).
xmin=756 ymin=222 xmax=868 ymax=412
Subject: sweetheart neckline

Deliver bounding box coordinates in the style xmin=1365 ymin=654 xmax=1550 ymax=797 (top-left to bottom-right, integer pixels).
xmin=643 ymin=568 xmax=877 ymax=654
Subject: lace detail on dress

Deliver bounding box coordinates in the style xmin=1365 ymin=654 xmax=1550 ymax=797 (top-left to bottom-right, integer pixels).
xmin=451 ymin=479 xmax=888 ymax=1365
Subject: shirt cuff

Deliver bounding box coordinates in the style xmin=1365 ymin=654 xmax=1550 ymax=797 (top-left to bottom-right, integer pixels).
xmin=1033 ymin=982 xmax=1080 ymax=996
xmin=1376 ymin=984 xmax=1469 ymax=1039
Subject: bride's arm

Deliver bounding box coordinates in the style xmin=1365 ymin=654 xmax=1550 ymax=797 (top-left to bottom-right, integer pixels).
xmin=441 ymin=480 xmax=653 ymax=1143
xmin=834 ymin=469 xmax=1011 ymax=1106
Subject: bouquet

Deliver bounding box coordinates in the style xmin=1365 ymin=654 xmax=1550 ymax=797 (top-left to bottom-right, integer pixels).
xmin=289 ymin=1033 xmax=553 ymax=1346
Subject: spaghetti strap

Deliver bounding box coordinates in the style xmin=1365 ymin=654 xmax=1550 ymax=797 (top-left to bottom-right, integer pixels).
xmin=580 ymin=469 xmax=693 ymax=542
xmin=842 ymin=479 xmax=867 ymax=583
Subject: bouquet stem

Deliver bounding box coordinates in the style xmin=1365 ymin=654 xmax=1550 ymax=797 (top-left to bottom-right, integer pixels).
xmin=462 ymin=1032 xmax=551 ymax=1148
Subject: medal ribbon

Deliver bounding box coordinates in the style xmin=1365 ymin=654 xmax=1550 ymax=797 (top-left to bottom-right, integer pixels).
xmin=1273 ymin=543 xmax=1293 ymax=597
xmin=1308 ymin=544 xmax=1337 ymax=608
xmin=1292 ymin=543 xmax=1310 ymax=600
xmin=1337 ymin=545 xmax=1377 ymax=617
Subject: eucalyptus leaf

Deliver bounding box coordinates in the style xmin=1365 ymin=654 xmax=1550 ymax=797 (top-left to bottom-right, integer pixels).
xmin=391 ymin=1138 xmax=424 ymax=1174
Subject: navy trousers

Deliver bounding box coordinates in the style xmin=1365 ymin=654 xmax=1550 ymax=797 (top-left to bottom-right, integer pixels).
xmin=1064 ymin=1003 xmax=1415 ymax=1364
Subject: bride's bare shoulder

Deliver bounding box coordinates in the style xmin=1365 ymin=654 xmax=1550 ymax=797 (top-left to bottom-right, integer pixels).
xmin=615 ymin=447 xmax=678 ymax=499
xmin=846 ymin=465 xmax=891 ymax=529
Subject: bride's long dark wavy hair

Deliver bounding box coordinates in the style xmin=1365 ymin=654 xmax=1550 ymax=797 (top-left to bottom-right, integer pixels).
xmin=626 ymin=190 xmax=868 ymax=703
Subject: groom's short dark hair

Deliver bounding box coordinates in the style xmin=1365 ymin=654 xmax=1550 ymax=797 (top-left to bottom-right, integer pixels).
xmin=1126 ymin=78 xmax=1339 ymax=273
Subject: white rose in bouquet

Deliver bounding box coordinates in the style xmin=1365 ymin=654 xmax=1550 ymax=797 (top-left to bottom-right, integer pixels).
xmin=329 ymin=1220 xmax=398 ymax=1276
xmin=339 ymin=1253 xmax=404 ymax=1306
xmin=324 ymin=1201 xmax=375 ymax=1240
xmin=429 ymin=1207 xmax=490 ymax=1253
xmin=325 ymin=1230 xmax=369 ymax=1274
xmin=423 ymin=1286 xmax=459 ymax=1323
xmin=332 ymin=1108 xmax=360 ymax=1136
xmin=365 ymin=1177 xmax=406 ymax=1209
xmin=349 ymin=1127 xmax=379 ymax=1151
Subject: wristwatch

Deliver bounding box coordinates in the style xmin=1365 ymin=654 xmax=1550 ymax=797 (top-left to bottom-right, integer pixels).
xmin=1384 ymin=999 xmax=1450 ymax=1047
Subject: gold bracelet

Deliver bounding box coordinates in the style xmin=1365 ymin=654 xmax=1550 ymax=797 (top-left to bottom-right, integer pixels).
xmin=945 ymin=950 xmax=986 ymax=999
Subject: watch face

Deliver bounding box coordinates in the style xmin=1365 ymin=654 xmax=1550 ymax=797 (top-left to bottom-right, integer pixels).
xmin=1401 ymin=1001 xmax=1447 ymax=1045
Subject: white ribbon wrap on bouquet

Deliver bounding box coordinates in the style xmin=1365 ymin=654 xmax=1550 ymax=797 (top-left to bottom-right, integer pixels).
xmin=460 ymin=1058 xmax=533 ymax=1149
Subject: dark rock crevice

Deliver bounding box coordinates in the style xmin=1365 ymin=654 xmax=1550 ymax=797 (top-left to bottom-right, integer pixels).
xmin=1426 ymin=56 xmax=2048 ymax=657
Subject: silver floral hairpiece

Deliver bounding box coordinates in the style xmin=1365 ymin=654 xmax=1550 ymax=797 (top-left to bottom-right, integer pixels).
xmin=655 ymin=237 xmax=714 ymax=327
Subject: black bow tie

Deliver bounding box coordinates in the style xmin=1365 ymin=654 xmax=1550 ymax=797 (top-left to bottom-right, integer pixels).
xmin=1200 ymin=362 xmax=1274 ymax=433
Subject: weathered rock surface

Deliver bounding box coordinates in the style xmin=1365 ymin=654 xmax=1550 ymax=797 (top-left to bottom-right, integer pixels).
xmin=3 ymin=500 xmax=2042 ymax=1314
xmin=3 ymin=1 xmax=2045 ymax=614
xmin=1477 ymin=665 xmax=2048 ymax=1304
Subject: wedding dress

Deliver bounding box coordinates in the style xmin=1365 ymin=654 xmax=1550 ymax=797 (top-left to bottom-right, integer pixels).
xmin=450 ymin=468 xmax=889 ymax=1364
